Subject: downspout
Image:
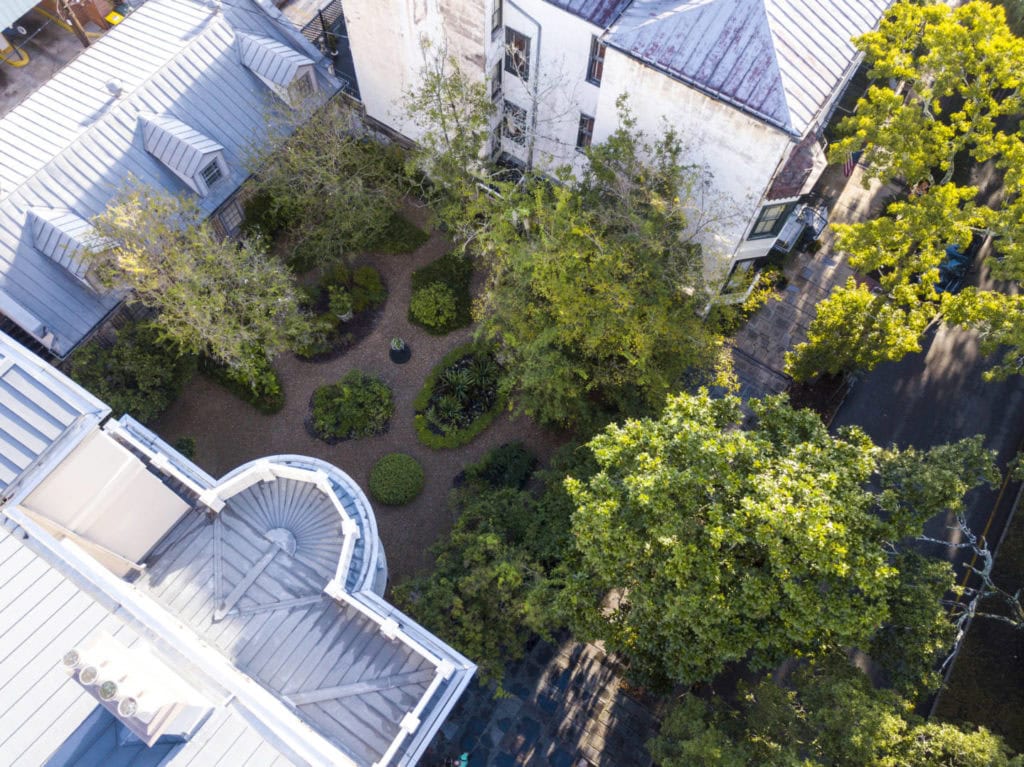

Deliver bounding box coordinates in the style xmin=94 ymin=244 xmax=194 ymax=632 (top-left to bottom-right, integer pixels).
xmin=507 ymin=0 xmax=541 ymax=171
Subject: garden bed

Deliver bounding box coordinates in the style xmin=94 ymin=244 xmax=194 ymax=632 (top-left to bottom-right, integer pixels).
xmin=293 ymin=263 xmax=388 ymax=362
xmin=414 ymin=342 xmax=504 ymax=449
xmin=307 ymin=370 xmax=394 ymax=443
xmin=409 ymin=251 xmax=473 ymax=334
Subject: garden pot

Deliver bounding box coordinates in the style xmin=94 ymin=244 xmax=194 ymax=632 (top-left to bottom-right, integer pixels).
xmin=389 ymin=345 xmax=411 ymax=364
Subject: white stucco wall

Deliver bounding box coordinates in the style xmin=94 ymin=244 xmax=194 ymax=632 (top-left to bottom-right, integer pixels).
xmin=494 ymin=0 xmax=600 ymax=174
xmin=594 ymin=47 xmax=796 ymax=275
xmin=344 ymin=0 xmax=487 ymax=141
xmin=344 ymin=0 xmax=801 ymax=278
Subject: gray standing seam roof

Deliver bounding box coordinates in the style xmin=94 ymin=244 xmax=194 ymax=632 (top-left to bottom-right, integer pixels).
xmin=0 ymin=523 xmax=295 ymax=767
xmin=543 ymin=0 xmax=633 ymax=27
xmin=0 ymin=0 xmax=335 ymax=355
xmin=138 ymin=496 xmax=439 ymax=766
xmin=239 ymin=33 xmax=316 ymax=88
xmin=0 ymin=336 xmax=108 ymax=491
xmin=606 ymin=0 xmax=892 ymax=136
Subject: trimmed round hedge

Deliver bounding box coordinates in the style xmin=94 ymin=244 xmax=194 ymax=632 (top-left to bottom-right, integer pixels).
xmin=310 ymin=370 xmax=393 ymax=442
xmin=409 ymin=281 xmax=458 ymax=331
xmin=369 ymin=453 xmax=425 ymax=506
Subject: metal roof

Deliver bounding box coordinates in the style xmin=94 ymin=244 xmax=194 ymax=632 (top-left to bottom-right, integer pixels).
xmin=140 ymin=115 xmax=226 ymax=196
xmin=28 ymin=209 xmax=95 ymax=281
xmin=0 ymin=522 xmax=294 ymax=766
xmin=135 ymin=454 xmax=473 ymax=767
xmin=239 ymin=33 xmax=316 ymax=89
xmin=544 ymin=0 xmax=633 ymax=27
xmin=0 ymin=333 xmax=108 ymax=492
xmin=606 ymin=0 xmax=892 ymax=136
xmin=0 ymin=0 xmax=334 ymax=356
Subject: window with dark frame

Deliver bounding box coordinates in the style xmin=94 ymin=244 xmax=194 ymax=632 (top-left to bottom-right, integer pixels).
xmin=219 ymin=199 xmax=244 ymax=235
xmin=491 ymin=0 xmax=502 ymax=34
xmin=503 ymin=100 xmax=527 ymax=146
xmin=504 ymin=28 xmax=530 ymax=81
xmin=576 ymin=114 xmax=594 ymax=150
xmin=200 ymin=160 xmax=223 ymax=188
xmin=289 ymin=72 xmax=314 ymax=102
xmin=491 ymin=60 xmax=503 ymax=101
xmin=586 ymin=37 xmax=606 ymax=85
xmin=748 ymin=202 xmax=795 ymax=239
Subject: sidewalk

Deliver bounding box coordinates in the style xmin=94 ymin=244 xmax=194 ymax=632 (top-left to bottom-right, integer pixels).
xmin=731 ymin=163 xmax=903 ymax=399
xmin=426 ymin=636 xmax=664 ymax=767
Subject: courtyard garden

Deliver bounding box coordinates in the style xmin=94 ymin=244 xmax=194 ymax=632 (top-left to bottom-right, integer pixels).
xmin=143 ymin=201 xmax=567 ymax=581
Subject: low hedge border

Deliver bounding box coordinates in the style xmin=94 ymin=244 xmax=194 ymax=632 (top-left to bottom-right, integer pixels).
xmin=413 ymin=341 xmax=506 ymax=449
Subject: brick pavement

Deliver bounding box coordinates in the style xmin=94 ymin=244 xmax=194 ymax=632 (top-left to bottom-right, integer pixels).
xmin=425 ymin=635 xmax=665 ymax=767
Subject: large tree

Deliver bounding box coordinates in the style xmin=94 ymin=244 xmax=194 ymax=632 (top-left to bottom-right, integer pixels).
xmin=247 ymin=97 xmax=403 ymax=265
xmin=787 ymin=0 xmax=1024 ymax=380
xmin=90 ymin=183 xmax=304 ymax=383
xmin=649 ymin=653 xmax=1023 ymax=767
xmin=403 ymin=44 xmax=498 ymax=251
xmin=556 ymin=391 xmax=996 ymax=687
xmin=475 ymin=103 xmax=727 ymax=427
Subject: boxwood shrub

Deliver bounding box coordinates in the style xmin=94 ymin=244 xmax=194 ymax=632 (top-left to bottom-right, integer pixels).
xmin=413 ymin=342 xmax=505 ymax=449
xmin=366 ymin=211 xmax=429 ymax=254
xmin=408 ymin=251 xmax=472 ymax=334
xmin=369 ymin=453 xmax=425 ymax=505
xmin=409 ymin=282 xmax=457 ymax=331
xmin=310 ymin=370 xmax=393 ymax=442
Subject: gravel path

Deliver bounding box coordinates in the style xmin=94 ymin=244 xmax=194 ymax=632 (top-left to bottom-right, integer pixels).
xmin=153 ymin=216 xmax=567 ymax=584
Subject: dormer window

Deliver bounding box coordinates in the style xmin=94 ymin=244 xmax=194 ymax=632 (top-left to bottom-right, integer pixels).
xmin=28 ymin=208 xmax=100 ymax=289
xmin=139 ymin=114 xmax=227 ymax=197
xmin=238 ymin=33 xmax=318 ymax=107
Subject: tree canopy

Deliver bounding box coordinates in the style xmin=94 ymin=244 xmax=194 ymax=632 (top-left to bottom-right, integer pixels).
xmin=649 ymin=653 xmax=1023 ymax=767
xmin=556 ymin=391 xmax=996 ymax=687
xmin=247 ymin=97 xmax=404 ymax=265
xmin=787 ymin=0 xmax=1024 ymax=380
xmin=90 ymin=183 xmax=303 ymax=383
xmin=474 ymin=102 xmax=727 ymax=427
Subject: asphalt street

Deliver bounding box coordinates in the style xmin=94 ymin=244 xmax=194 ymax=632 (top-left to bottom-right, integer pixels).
xmin=832 ymin=270 xmax=1024 ymax=582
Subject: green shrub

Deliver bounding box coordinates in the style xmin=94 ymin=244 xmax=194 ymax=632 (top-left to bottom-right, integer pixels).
xmin=241 ymin=189 xmax=295 ymax=240
xmin=291 ymin=314 xmax=341 ymax=359
xmin=68 ymin=322 xmax=195 ymax=424
xmin=200 ymin=354 xmax=284 ymax=414
xmin=173 ymin=436 xmax=196 ymax=459
xmin=409 ymin=282 xmax=458 ymax=331
xmin=465 ymin=443 xmax=537 ymax=490
xmin=310 ymin=370 xmax=393 ymax=441
xmin=366 ymin=211 xmax=430 ymax=254
xmin=369 ymin=453 xmax=425 ymax=505
xmin=351 ymin=266 xmax=387 ymax=311
xmin=413 ymin=342 xmax=504 ymax=448
xmin=409 ymin=251 xmax=473 ymax=334
xmin=308 ymin=263 xmax=386 ymax=314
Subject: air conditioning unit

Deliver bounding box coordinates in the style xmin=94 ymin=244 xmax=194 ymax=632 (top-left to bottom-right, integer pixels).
xmin=61 ymin=632 xmax=211 ymax=746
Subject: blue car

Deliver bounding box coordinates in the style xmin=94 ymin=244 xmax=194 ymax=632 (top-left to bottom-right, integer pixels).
xmin=935 ymin=234 xmax=983 ymax=294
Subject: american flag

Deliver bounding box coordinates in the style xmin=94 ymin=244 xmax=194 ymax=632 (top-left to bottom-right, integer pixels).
xmin=843 ymin=150 xmax=862 ymax=177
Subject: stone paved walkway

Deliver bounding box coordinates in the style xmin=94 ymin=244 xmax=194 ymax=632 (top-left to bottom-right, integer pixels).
xmin=425 ymin=636 xmax=665 ymax=767
xmin=731 ymin=163 xmax=904 ymax=399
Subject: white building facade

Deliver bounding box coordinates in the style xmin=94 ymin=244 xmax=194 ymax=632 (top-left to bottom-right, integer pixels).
xmin=343 ymin=0 xmax=891 ymax=287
